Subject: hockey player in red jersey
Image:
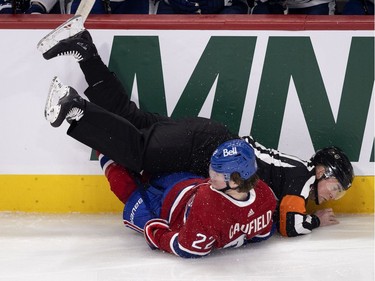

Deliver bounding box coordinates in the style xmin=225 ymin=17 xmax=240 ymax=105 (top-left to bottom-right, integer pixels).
xmin=98 ymin=139 xmax=276 ymax=258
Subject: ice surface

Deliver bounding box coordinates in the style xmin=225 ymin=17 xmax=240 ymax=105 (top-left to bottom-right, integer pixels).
xmin=0 ymin=213 xmax=373 ymax=281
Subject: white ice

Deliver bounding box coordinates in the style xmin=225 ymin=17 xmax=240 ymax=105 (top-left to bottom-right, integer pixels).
xmin=0 ymin=213 xmax=373 ymax=281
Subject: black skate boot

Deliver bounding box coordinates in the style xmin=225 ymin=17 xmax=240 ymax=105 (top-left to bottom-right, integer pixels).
xmin=45 ymin=77 xmax=86 ymax=128
xmin=37 ymin=16 xmax=98 ymax=62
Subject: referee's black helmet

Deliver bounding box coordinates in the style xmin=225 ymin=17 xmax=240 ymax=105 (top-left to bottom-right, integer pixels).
xmin=311 ymin=146 xmax=354 ymax=190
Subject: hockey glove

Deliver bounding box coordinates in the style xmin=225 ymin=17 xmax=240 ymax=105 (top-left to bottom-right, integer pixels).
xmin=144 ymin=218 xmax=170 ymax=250
xmin=196 ymin=0 xmax=232 ymax=13
xmin=165 ymin=0 xmax=201 ymax=13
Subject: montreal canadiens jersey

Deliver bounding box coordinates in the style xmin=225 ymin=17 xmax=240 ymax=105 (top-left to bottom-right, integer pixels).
xmin=152 ymin=178 xmax=277 ymax=258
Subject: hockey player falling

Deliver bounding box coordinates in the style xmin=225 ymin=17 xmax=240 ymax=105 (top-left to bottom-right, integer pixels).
xmin=38 ymin=15 xmax=354 ymax=243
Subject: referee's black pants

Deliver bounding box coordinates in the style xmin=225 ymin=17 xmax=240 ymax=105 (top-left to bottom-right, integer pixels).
xmin=66 ymin=57 xmax=236 ymax=177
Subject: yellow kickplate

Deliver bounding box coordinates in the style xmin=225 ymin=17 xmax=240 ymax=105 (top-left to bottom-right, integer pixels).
xmin=307 ymin=176 xmax=374 ymax=213
xmin=0 ymin=175 xmax=123 ymax=213
xmin=0 ymin=175 xmax=373 ymax=213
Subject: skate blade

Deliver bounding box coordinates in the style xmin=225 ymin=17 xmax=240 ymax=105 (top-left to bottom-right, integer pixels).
xmin=44 ymin=76 xmax=68 ymax=122
xmin=37 ymin=15 xmax=85 ymax=54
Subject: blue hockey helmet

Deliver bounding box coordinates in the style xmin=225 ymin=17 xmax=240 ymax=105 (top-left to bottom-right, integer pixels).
xmin=210 ymin=139 xmax=257 ymax=181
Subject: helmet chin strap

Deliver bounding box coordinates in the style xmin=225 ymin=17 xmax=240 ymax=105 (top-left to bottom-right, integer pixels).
xmin=313 ymin=181 xmax=320 ymax=205
xmin=218 ymin=181 xmax=249 ymax=201
xmin=219 ymin=181 xmax=237 ymax=193
xmin=312 ymin=177 xmax=326 ymax=205
xmin=219 ymin=181 xmax=244 ymax=193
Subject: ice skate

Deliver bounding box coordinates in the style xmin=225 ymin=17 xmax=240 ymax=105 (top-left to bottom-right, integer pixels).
xmin=37 ymin=15 xmax=85 ymax=54
xmin=45 ymin=76 xmax=85 ymax=127
xmin=37 ymin=15 xmax=97 ymax=62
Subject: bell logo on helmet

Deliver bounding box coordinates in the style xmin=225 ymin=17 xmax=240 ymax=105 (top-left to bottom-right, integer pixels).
xmin=223 ymin=147 xmax=238 ymax=157
xmin=210 ymin=139 xmax=257 ymax=180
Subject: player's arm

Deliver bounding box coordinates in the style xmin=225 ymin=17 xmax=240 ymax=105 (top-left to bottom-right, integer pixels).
xmin=278 ymin=195 xmax=320 ymax=237
xmin=246 ymin=223 xmax=276 ymax=243
xmin=144 ymin=210 xmax=215 ymax=258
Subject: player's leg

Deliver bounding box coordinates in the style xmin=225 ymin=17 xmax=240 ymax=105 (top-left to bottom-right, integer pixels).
xmin=67 ymin=101 xmax=147 ymax=173
xmin=78 ymin=54 xmax=170 ymax=129
xmin=38 ymin=16 xmax=169 ymax=129
xmin=45 ymin=76 xmax=146 ymax=172
xmin=141 ymin=117 xmax=236 ymax=177
xmin=98 ymin=153 xmax=139 ymax=204
xmin=80 ymin=62 xmax=170 ymax=129
xmin=45 ymin=76 xmax=187 ymax=174
xmin=44 ymin=77 xmax=235 ymax=177
xmin=123 ymin=187 xmax=164 ymax=233
xmin=70 ymin=111 xmax=223 ymax=176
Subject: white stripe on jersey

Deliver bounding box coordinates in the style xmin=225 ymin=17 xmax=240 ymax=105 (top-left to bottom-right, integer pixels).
xmin=168 ymin=184 xmax=197 ymax=223
xmin=294 ymin=214 xmax=313 ymax=235
xmin=170 ymin=234 xmax=211 ymax=257
xmin=209 ymin=186 xmax=257 ymax=207
xmin=243 ymin=136 xmax=314 ymax=171
xmin=123 ymin=220 xmax=144 ymax=233
xmin=301 ymin=176 xmax=316 ymax=199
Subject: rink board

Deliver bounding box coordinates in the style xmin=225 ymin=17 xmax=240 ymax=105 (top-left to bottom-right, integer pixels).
xmin=0 ymin=175 xmax=373 ymax=213
xmin=0 ymin=15 xmax=373 ymax=213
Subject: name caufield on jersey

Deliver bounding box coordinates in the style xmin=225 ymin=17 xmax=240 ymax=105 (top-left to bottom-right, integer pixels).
xmin=229 ymin=210 xmax=273 ymax=239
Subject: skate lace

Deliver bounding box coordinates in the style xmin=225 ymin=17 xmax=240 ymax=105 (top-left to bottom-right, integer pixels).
xmin=58 ymin=51 xmax=83 ymax=62
xmin=66 ymin=107 xmax=84 ymax=121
